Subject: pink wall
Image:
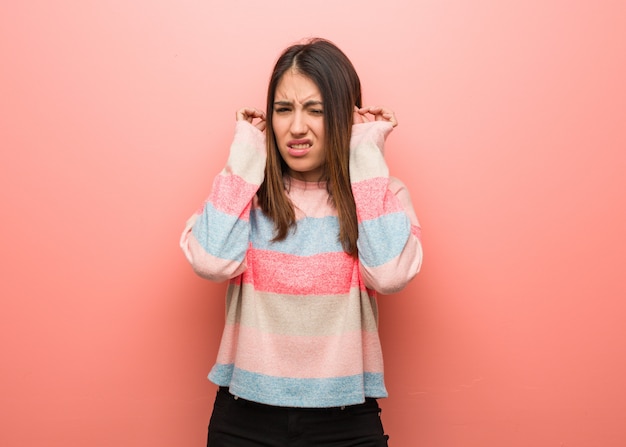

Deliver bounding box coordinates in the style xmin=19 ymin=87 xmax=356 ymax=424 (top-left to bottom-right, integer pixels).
xmin=2 ymin=1 xmax=625 ymax=445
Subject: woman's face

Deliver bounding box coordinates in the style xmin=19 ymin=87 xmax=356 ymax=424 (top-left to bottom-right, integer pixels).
xmin=272 ymin=71 xmax=326 ymax=182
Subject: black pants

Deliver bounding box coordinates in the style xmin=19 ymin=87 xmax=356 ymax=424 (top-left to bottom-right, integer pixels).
xmin=208 ymin=387 xmax=390 ymax=447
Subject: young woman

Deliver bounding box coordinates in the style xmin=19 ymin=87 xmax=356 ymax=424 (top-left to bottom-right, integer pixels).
xmin=181 ymin=38 xmax=422 ymax=447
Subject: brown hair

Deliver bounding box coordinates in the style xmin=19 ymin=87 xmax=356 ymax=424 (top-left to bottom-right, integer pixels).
xmin=257 ymin=38 xmax=362 ymax=256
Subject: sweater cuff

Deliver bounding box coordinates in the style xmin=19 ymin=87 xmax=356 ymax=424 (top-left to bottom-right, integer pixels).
xmin=350 ymin=121 xmax=393 ymax=154
xmin=224 ymin=121 xmax=267 ymax=186
xmin=349 ymin=121 xmax=393 ymax=182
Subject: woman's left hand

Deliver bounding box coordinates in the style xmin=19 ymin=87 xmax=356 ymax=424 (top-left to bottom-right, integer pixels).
xmin=353 ymin=106 xmax=398 ymax=127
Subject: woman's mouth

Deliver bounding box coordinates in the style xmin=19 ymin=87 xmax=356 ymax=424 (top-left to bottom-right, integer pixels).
xmin=287 ymin=140 xmax=312 ymax=157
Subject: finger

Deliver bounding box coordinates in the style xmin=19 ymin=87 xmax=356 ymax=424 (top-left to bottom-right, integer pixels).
xmin=353 ymin=106 xmax=366 ymax=124
xmin=377 ymin=112 xmax=397 ymax=127
xmin=236 ymin=107 xmax=265 ymax=122
xmin=359 ymin=106 xmax=384 ymax=120
xmin=363 ymin=106 xmax=398 ymax=127
xmin=378 ymin=108 xmax=397 ymax=127
xmin=236 ymin=107 xmax=253 ymax=121
xmin=236 ymin=108 xmax=253 ymax=122
xmin=250 ymin=108 xmax=266 ymax=119
xmin=357 ymin=106 xmax=372 ymax=122
xmin=363 ymin=106 xmax=383 ymax=115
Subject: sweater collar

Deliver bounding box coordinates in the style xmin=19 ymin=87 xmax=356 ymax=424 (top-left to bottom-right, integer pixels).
xmin=284 ymin=176 xmax=327 ymax=191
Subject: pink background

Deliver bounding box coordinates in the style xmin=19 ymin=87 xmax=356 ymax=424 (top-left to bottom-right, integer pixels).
xmin=2 ymin=1 xmax=625 ymax=446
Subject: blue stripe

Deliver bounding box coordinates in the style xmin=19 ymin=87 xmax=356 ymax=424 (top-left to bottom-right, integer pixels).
xmin=192 ymin=203 xmax=250 ymax=262
xmin=250 ymin=210 xmax=343 ymax=256
xmin=208 ymin=364 xmax=387 ymax=408
xmin=357 ymin=212 xmax=411 ymax=267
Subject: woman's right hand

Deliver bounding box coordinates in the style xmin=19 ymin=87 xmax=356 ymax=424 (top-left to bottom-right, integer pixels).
xmin=236 ymin=107 xmax=266 ymax=132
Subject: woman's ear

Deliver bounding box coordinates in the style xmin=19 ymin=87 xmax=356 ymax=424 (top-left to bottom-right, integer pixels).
xmin=353 ymin=106 xmax=369 ymax=125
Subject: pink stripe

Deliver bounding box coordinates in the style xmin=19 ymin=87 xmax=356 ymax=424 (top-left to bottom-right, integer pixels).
xmin=205 ymin=174 xmax=258 ymax=217
xmin=352 ymin=178 xmax=405 ymax=222
xmin=242 ymin=249 xmax=364 ymax=295
xmin=215 ymin=323 xmax=383 ymax=378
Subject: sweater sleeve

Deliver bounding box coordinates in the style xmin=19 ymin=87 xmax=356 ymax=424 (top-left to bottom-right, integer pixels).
xmin=180 ymin=121 xmax=266 ymax=282
xmin=349 ymin=121 xmax=423 ymax=294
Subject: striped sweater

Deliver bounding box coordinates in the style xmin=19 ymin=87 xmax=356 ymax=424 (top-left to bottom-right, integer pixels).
xmin=180 ymin=120 xmax=422 ymax=408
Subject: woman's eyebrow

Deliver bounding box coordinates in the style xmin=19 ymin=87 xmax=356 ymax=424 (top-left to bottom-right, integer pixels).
xmin=273 ymin=100 xmax=323 ymax=107
xmin=303 ymin=100 xmax=323 ymax=107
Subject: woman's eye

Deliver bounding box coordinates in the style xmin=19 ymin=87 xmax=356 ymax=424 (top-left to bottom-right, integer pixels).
xmin=311 ymin=109 xmax=324 ymax=115
xmin=274 ymin=108 xmax=290 ymax=114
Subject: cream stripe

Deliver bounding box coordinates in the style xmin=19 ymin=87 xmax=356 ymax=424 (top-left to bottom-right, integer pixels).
xmin=225 ymin=282 xmax=379 ymax=336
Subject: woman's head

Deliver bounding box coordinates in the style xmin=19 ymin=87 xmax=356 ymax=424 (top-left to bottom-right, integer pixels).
xmin=265 ymin=38 xmax=362 ymax=181
xmin=259 ymin=38 xmax=361 ymax=256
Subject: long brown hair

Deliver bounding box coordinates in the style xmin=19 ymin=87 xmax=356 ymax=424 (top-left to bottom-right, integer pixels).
xmin=257 ymin=38 xmax=362 ymax=256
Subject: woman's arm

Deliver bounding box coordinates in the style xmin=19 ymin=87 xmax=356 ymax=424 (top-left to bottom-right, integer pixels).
xmin=350 ymin=109 xmax=423 ymax=294
xmin=180 ymin=109 xmax=266 ymax=282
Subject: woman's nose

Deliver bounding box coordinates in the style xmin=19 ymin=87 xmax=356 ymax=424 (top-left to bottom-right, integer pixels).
xmin=290 ymin=112 xmax=307 ymax=135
